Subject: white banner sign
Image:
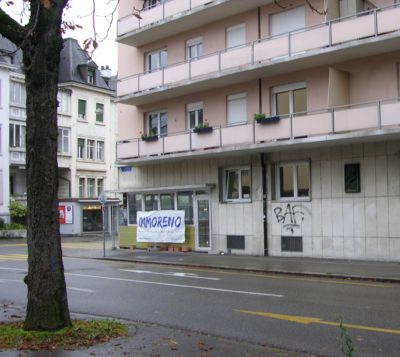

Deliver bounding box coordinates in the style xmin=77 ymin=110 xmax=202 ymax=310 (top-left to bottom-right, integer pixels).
xmin=137 ymin=210 xmax=185 ymax=243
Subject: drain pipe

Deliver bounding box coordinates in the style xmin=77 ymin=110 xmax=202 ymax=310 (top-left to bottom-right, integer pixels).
xmin=261 ymin=153 xmax=268 ymax=256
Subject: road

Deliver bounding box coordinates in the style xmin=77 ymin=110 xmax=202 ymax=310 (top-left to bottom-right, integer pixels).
xmin=0 ymin=241 xmax=399 ymax=357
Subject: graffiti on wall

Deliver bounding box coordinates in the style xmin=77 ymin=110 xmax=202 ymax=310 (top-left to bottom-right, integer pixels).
xmin=273 ymin=203 xmax=311 ymax=235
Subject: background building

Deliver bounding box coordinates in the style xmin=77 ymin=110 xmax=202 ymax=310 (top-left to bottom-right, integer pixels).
xmin=115 ymin=0 xmax=400 ymax=261
xmin=0 ymin=36 xmax=118 ymax=234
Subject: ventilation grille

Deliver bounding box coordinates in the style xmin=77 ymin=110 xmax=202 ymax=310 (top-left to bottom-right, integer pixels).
xmin=281 ymin=236 xmax=303 ymax=252
xmin=227 ymin=235 xmax=245 ymax=250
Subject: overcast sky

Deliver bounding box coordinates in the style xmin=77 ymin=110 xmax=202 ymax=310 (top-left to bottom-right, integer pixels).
xmin=0 ymin=0 xmax=118 ymax=74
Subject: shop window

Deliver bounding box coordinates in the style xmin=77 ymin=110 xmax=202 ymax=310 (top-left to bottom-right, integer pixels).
xmin=160 ymin=193 xmax=174 ymax=210
xmin=223 ymin=166 xmax=251 ymax=202
xmin=276 ymin=161 xmax=310 ymax=200
xmin=177 ymin=192 xmax=194 ymax=224
xmin=128 ymin=193 xmax=142 ymax=224
xmin=144 ymin=194 xmax=158 ymax=211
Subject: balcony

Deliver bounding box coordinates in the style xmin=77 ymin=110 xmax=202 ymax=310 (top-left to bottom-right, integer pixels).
xmin=116 ymin=98 xmax=400 ymax=165
xmin=117 ymin=0 xmax=269 ymax=47
xmin=117 ymin=5 xmax=400 ymax=106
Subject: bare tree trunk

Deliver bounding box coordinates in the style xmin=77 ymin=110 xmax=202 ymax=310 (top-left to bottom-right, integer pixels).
xmin=20 ymin=1 xmax=71 ymax=331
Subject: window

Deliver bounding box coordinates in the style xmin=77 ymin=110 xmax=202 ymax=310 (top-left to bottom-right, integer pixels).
xmin=270 ymin=6 xmax=305 ymax=37
xmin=78 ymin=99 xmax=87 ymax=119
xmin=144 ymin=0 xmax=166 ymax=10
xmin=145 ymin=48 xmax=167 ymax=73
xmin=10 ymin=81 xmax=26 ymax=106
xmin=227 ymin=93 xmax=247 ymax=124
xmin=186 ymin=37 xmax=203 ymax=61
xmin=57 ymin=128 xmax=70 ymax=154
xmin=144 ymin=194 xmax=158 ymax=211
xmin=272 ymin=82 xmax=307 ymax=116
xmin=160 ymin=193 xmax=174 ymax=210
xmin=276 ymin=161 xmax=310 ymax=200
xmin=87 ymin=178 xmax=95 ymax=198
xmin=146 ymin=111 xmax=167 ymax=136
xmin=128 ymin=193 xmax=142 ymax=224
xmin=224 ymin=166 xmax=251 ymax=202
xmin=97 ymin=178 xmax=104 ymax=197
xmin=87 ymin=139 xmax=95 ymax=160
xmin=187 ymin=102 xmax=203 ymax=129
xmin=87 ymin=69 xmax=95 ymax=84
xmin=57 ymin=90 xmax=71 ymax=113
xmin=96 ymin=141 xmax=104 ymax=161
xmin=344 ymin=163 xmax=361 ymax=193
xmin=9 ymin=123 xmax=26 ymax=148
xmin=96 ymin=103 xmax=104 ymax=123
xmin=226 ymin=23 xmax=246 ymax=49
xmin=177 ymin=192 xmax=193 ymax=224
xmin=77 ymin=138 xmax=85 ymax=159
xmin=79 ymin=178 xmax=85 ymax=197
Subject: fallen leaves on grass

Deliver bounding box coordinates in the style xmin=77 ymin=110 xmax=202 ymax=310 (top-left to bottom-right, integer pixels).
xmin=0 ymin=320 xmax=128 ymax=351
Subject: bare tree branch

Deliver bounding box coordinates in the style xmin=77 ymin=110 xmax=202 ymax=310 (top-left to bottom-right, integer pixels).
xmin=0 ymin=6 xmax=27 ymax=45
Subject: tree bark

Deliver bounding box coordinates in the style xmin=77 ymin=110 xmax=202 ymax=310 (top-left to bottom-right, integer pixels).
xmin=0 ymin=1 xmax=71 ymax=330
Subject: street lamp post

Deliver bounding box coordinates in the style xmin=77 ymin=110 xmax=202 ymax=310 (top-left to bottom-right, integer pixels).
xmin=98 ymin=193 xmax=107 ymax=257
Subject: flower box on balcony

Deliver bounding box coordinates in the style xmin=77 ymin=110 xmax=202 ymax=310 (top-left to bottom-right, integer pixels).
xmin=254 ymin=114 xmax=280 ymax=124
xmin=141 ymin=134 xmax=158 ymax=142
xmin=193 ymin=126 xmax=213 ymax=134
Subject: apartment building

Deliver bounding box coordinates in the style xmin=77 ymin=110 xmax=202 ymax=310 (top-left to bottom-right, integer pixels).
xmin=116 ymin=0 xmax=400 ymax=261
xmin=0 ymin=37 xmax=118 ymax=234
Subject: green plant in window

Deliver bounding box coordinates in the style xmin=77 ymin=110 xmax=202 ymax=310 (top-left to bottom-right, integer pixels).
xmin=253 ymin=113 xmax=266 ymax=121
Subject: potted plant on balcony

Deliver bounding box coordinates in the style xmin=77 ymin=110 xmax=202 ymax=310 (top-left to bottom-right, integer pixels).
xmin=193 ymin=120 xmax=213 ymax=134
xmin=140 ymin=131 xmax=159 ymax=142
xmin=254 ymin=113 xmax=280 ymax=124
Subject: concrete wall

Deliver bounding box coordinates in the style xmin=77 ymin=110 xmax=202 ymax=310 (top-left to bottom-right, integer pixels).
xmin=267 ymin=141 xmax=400 ymax=262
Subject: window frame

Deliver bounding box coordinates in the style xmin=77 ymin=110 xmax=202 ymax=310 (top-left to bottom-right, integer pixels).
xmin=145 ymin=48 xmax=168 ymax=73
xmin=95 ymin=103 xmax=104 ymax=123
xmin=78 ymin=99 xmax=87 ymax=120
xmin=275 ymin=160 xmax=311 ymax=201
xmin=9 ymin=123 xmax=26 ymax=148
xmin=57 ymin=127 xmax=71 ymax=154
xmin=227 ymin=93 xmax=247 ymax=125
xmin=271 ymin=82 xmax=307 ymax=117
xmin=146 ymin=110 xmax=168 ymax=136
xmin=186 ymin=102 xmax=203 ymax=130
xmin=57 ymin=90 xmax=71 ymax=114
xmin=223 ymin=166 xmax=252 ymax=203
xmin=9 ymin=81 xmax=26 ymax=106
xmin=226 ymin=23 xmax=246 ymax=49
xmin=186 ymin=37 xmax=203 ymax=61
xmin=86 ymin=139 xmax=95 ymax=160
xmin=96 ymin=140 xmax=104 ymax=161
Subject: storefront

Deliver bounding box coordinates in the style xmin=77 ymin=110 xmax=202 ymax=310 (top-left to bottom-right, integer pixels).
xmin=59 ymin=198 xmax=120 ymax=236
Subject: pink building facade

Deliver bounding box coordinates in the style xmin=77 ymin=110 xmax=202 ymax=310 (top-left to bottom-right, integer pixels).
xmin=116 ymin=0 xmax=400 ymax=261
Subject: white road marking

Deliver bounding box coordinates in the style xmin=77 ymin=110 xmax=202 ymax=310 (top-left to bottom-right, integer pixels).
xmin=0 ymin=267 xmax=26 ymax=271
xmin=120 ymin=269 xmax=221 ymax=281
xmin=0 ymin=279 xmax=23 ymax=283
xmin=67 ymin=287 xmax=95 ymax=293
xmin=67 ymin=272 xmax=284 ymax=298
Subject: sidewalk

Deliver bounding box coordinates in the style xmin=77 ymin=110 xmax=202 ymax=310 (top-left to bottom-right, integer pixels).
xmin=62 ymin=236 xmax=400 ymax=283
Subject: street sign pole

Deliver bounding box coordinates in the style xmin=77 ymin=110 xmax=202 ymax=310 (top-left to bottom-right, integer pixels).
xmin=98 ymin=193 xmax=107 ymax=258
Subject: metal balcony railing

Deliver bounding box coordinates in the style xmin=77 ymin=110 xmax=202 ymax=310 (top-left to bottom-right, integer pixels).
xmin=117 ymin=4 xmax=400 ymax=100
xmin=116 ymin=98 xmax=400 ymax=162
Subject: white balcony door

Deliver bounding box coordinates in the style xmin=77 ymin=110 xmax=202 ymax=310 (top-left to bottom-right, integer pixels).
xmin=270 ymin=6 xmax=305 ymax=36
xmin=146 ymin=49 xmax=168 ymax=73
xmin=227 ymin=93 xmax=247 ymax=124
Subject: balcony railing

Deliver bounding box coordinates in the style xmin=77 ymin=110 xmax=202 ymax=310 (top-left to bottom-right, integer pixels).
xmin=117 ymin=4 xmax=400 ymax=100
xmin=116 ymin=99 xmax=400 ymax=161
xmin=118 ymin=0 xmax=220 ymax=37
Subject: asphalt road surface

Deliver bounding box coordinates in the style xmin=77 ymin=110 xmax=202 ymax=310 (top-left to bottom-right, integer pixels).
xmin=0 ymin=243 xmax=399 ymax=356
